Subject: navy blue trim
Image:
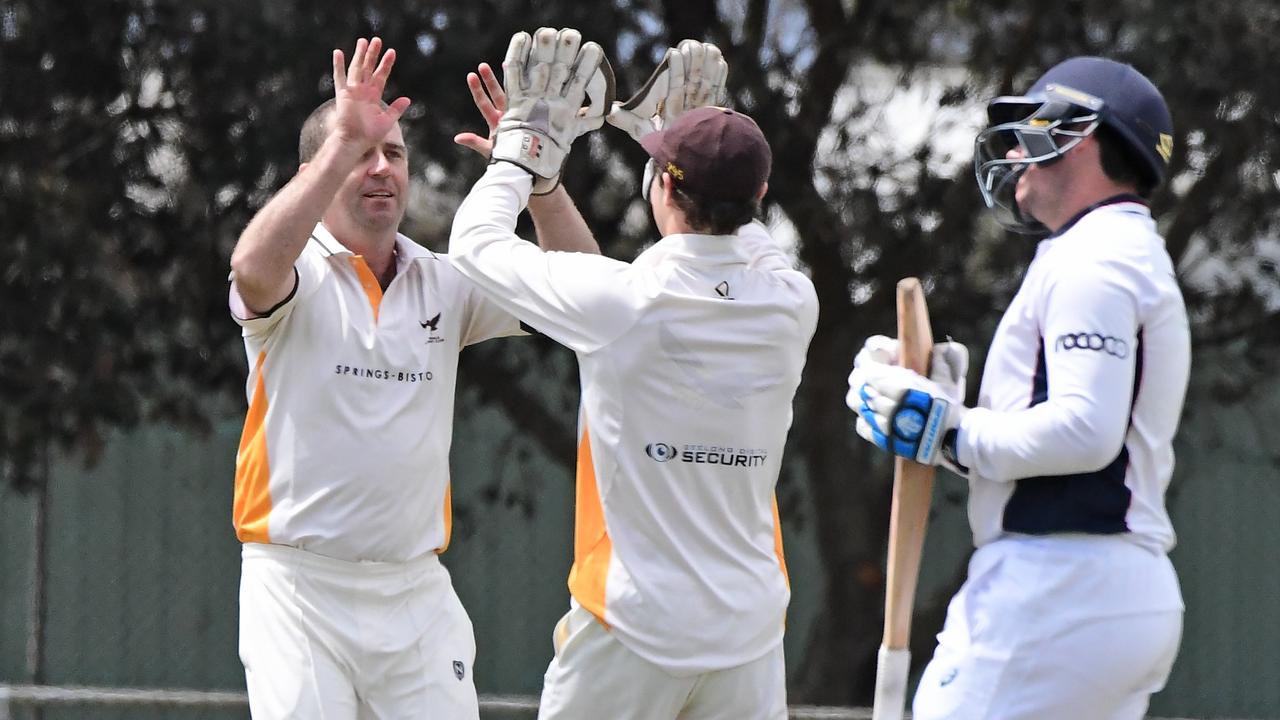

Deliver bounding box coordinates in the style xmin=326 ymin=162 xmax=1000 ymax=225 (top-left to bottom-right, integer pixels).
xmin=256 ymin=267 xmax=300 ymax=318
xmin=1002 ymin=332 xmax=1144 ymax=535
xmin=518 ymin=321 xmax=542 ymax=336
xmin=1047 ymin=194 xmax=1148 ymax=239
xmin=1029 ymin=343 xmax=1049 ymax=407
xmin=1002 ymin=451 xmax=1132 ymax=535
xmin=1131 ymin=328 xmax=1144 ymax=414
xmin=310 ymin=233 xmax=336 ymax=257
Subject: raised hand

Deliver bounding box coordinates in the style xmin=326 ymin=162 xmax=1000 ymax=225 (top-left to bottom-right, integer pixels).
xmin=606 ymin=39 xmax=728 ymax=143
xmin=454 ymin=62 xmax=506 ymax=158
xmin=330 ymin=37 xmax=412 ymax=151
xmin=490 ymin=27 xmax=614 ymax=194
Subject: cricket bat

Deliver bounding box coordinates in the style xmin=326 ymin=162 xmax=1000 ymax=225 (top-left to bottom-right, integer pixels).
xmin=872 ymin=277 xmax=936 ymax=720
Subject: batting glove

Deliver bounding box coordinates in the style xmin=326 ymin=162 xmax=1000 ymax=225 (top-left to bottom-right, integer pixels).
xmin=606 ymin=39 xmax=728 ymax=142
xmin=849 ymin=364 xmax=966 ymax=468
xmin=930 ymin=340 xmax=969 ymax=404
xmin=492 ymin=27 xmax=615 ymax=194
xmin=847 ymin=335 xmax=969 ymax=405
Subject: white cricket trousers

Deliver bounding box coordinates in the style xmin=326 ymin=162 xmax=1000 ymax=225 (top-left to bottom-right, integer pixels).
xmin=912 ymin=535 xmax=1183 ymax=720
xmin=239 ymin=543 xmax=479 ymax=720
xmin=537 ymin=605 xmax=787 ymax=720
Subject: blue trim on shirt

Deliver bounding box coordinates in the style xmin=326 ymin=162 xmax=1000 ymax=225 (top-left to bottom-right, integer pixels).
xmin=1002 ymin=333 xmax=1144 ymax=535
xmin=1046 ymin=194 xmax=1149 ymax=239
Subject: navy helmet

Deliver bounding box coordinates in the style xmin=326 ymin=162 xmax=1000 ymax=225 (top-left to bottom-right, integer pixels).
xmin=974 ymin=57 xmax=1174 ymax=232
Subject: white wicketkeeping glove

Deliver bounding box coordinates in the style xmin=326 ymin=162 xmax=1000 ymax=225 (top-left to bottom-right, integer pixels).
xmin=492 ymin=27 xmax=616 ymax=194
xmin=606 ymin=39 xmax=728 ymax=142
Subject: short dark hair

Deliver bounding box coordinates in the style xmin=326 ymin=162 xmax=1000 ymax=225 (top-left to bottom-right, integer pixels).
xmin=299 ymin=98 xmax=399 ymax=163
xmin=1095 ymin=123 xmax=1156 ymax=198
xmin=299 ymin=98 xmax=338 ymax=163
xmin=670 ymin=186 xmax=762 ymax=236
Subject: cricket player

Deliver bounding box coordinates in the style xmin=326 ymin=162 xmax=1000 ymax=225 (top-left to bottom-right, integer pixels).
xmin=447 ymin=29 xmax=818 ymax=719
xmin=847 ymin=57 xmax=1190 ymax=719
xmin=227 ymin=38 xmax=595 ymax=719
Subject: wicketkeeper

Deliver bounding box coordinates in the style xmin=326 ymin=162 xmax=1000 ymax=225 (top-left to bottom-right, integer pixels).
xmin=448 ymin=28 xmax=818 ymax=720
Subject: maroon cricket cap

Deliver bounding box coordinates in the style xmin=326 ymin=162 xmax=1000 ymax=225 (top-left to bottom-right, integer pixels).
xmin=639 ymin=106 xmax=771 ymax=202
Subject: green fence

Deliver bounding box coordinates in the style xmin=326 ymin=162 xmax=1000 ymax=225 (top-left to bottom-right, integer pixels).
xmin=1 ymin=385 xmax=1277 ymax=718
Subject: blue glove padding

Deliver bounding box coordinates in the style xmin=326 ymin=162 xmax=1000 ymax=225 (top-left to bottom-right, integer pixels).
xmin=850 ymin=364 xmax=964 ymax=466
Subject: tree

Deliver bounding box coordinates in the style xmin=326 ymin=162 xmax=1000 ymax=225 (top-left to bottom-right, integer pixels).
xmin=2 ymin=0 xmax=1277 ymax=704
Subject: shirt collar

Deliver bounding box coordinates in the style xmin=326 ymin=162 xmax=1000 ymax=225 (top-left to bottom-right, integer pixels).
xmin=633 ymin=223 xmax=766 ymax=268
xmin=1046 ymin=194 xmax=1151 ymax=239
xmin=310 ymin=222 xmax=436 ymax=270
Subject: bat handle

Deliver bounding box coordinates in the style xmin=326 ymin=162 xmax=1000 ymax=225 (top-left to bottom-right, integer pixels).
xmin=872 ymin=644 xmax=911 ymax=720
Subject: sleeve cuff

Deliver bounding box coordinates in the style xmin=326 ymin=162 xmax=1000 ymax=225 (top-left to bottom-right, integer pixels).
xmin=942 ymin=428 xmax=969 ymax=474
xmin=955 ymin=407 xmax=989 ymax=479
xmin=485 ymin=160 xmax=535 ymax=202
xmin=230 ymin=267 xmax=300 ymax=335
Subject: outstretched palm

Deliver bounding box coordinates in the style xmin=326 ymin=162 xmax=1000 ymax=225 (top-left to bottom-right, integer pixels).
xmin=331 ymin=37 xmax=411 ymax=149
xmin=454 ymin=62 xmax=507 ymax=158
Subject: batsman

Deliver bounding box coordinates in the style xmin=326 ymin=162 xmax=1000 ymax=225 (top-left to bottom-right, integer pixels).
xmin=848 ymin=57 xmax=1190 ymax=719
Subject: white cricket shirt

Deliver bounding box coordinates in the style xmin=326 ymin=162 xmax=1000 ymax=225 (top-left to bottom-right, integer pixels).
xmin=449 ymin=163 xmax=819 ymax=676
xmin=230 ymin=223 xmax=520 ymax=563
xmin=956 ymin=197 xmax=1191 ymax=553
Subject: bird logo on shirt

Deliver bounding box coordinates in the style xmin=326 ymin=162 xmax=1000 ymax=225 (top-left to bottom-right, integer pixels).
xmin=421 ymin=312 xmax=445 ymax=344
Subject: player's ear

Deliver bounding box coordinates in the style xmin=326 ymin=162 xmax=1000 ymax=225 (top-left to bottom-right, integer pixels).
xmin=755 ymin=182 xmax=768 ymax=202
xmin=660 ymin=172 xmax=678 ymax=209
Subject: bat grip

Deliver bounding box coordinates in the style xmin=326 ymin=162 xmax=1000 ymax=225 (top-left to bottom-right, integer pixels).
xmin=872 ymin=644 xmax=912 ymax=720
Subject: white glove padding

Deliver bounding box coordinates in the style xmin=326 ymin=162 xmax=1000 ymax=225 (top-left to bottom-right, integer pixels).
xmin=853 ymin=334 xmax=900 ymax=369
xmin=846 ymin=334 xmax=899 ymax=412
xmin=846 ymin=335 xmax=969 ymax=406
xmin=849 ymin=363 xmax=967 ymax=467
xmin=493 ymin=27 xmax=616 ymax=194
xmin=606 ymin=39 xmax=728 ymax=142
xmin=929 ymin=340 xmax=969 ymax=404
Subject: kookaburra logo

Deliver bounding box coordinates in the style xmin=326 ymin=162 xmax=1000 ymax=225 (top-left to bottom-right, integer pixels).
xmin=420 ymin=313 xmax=441 ymax=331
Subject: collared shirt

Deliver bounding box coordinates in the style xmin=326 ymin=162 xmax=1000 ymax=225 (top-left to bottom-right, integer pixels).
xmin=448 ymin=162 xmax=819 ymax=676
xmin=957 ymin=199 xmax=1191 ymax=554
xmin=229 ymin=223 xmax=520 ymax=563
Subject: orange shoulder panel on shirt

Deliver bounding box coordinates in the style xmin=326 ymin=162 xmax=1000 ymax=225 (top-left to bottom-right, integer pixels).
xmin=234 ymin=352 xmax=274 ymax=544
xmin=567 ymin=420 xmax=612 ymax=626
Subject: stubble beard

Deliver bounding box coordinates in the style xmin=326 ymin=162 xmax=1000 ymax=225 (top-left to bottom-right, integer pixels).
xmin=350 ymin=196 xmax=405 ymax=234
